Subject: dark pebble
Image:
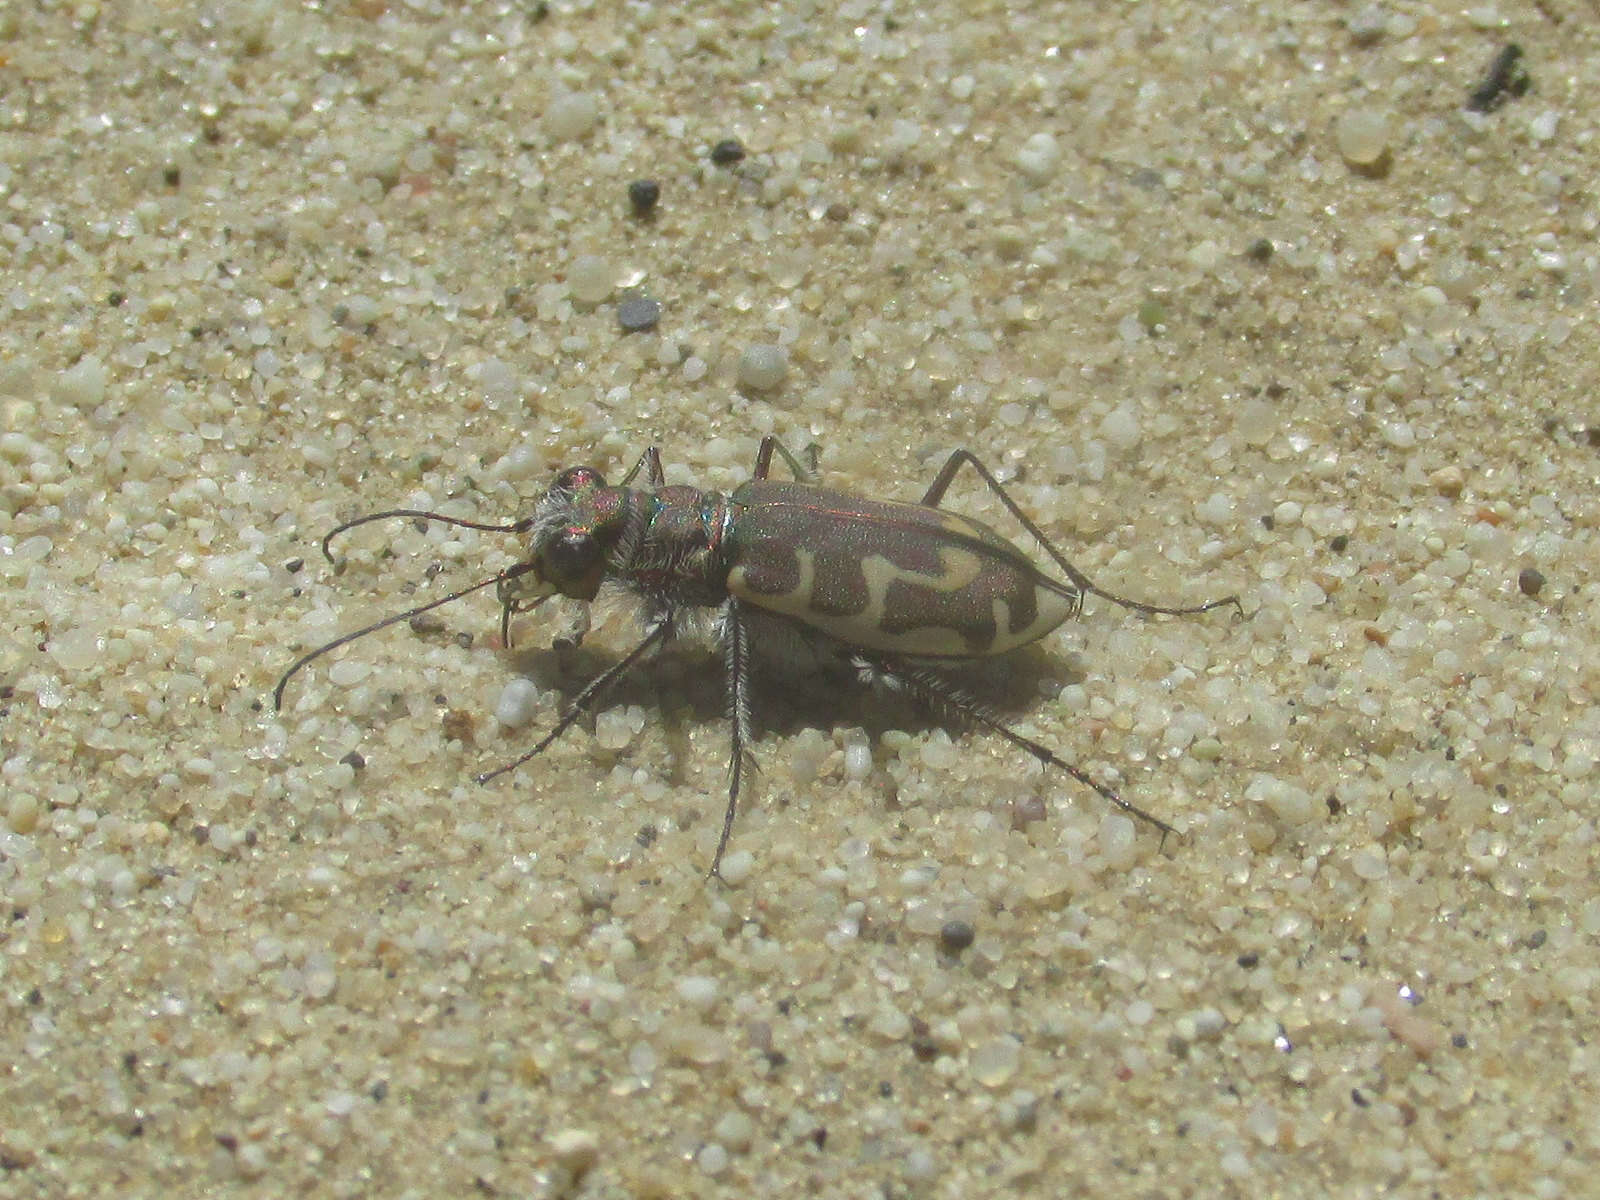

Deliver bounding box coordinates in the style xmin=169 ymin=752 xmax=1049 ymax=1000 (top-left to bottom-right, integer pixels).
xmin=1467 ymin=43 xmax=1530 ymax=114
xmin=627 ymin=178 xmax=659 ymax=216
xmin=939 ymin=920 xmax=975 ymax=954
xmin=710 ymin=138 xmax=745 ymax=166
xmin=617 ymin=293 xmax=661 ymax=332
xmin=1517 ymin=567 xmax=1545 ymax=597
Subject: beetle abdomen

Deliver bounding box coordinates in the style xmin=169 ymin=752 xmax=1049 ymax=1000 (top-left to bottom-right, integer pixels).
xmin=725 ymin=480 xmax=1077 ymax=658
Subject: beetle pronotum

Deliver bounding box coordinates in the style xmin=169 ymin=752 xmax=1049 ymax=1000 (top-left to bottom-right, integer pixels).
xmin=275 ymin=437 xmax=1241 ymax=877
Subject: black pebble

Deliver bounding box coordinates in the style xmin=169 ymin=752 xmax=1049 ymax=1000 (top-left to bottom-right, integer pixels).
xmin=1467 ymin=44 xmax=1530 ymax=114
xmin=939 ymin=920 xmax=975 ymax=954
xmin=627 ymin=178 xmax=659 ymax=216
xmin=710 ymin=138 xmax=745 ymax=166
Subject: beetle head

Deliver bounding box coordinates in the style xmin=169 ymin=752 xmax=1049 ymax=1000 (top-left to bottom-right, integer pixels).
xmin=509 ymin=465 xmax=626 ymax=605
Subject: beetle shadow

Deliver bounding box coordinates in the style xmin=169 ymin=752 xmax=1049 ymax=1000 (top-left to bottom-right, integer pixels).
xmin=487 ymin=620 xmax=1095 ymax=854
xmin=503 ymin=637 xmax=721 ymax=717
xmin=750 ymin=640 xmax=1083 ymax=746
xmin=499 ymin=612 xmax=1085 ymax=758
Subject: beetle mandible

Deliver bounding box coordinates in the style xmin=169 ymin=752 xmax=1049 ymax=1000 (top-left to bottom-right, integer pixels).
xmin=274 ymin=437 xmax=1241 ymax=877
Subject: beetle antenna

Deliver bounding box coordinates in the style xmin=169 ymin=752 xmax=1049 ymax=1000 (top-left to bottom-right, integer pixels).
xmin=320 ymin=509 xmax=534 ymax=562
xmin=273 ymin=562 xmax=538 ymax=710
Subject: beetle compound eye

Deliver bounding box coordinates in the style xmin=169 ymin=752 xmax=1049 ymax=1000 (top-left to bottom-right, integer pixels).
xmin=541 ymin=528 xmax=606 ymax=600
xmin=547 ymin=529 xmax=595 ymax=573
xmin=553 ymin=466 xmax=606 ymax=492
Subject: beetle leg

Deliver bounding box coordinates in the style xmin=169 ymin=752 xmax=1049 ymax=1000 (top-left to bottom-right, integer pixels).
xmin=477 ymin=614 xmax=674 ymax=785
xmin=712 ymin=597 xmax=756 ymax=879
xmin=865 ymin=656 xmax=1179 ymax=843
xmin=616 ymin=446 xmax=666 ymax=488
xmin=919 ymin=449 xmax=1241 ymax=621
xmin=752 ymin=436 xmax=820 ymax=484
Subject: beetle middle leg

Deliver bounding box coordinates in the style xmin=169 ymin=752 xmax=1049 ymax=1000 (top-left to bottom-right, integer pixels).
xmin=712 ymin=596 xmax=758 ymax=879
xmin=864 ymin=656 xmax=1179 ymax=841
xmin=616 ymin=446 xmax=667 ymax=488
xmin=751 ymin=436 xmax=820 ymax=483
xmin=919 ymin=449 xmax=1241 ymax=620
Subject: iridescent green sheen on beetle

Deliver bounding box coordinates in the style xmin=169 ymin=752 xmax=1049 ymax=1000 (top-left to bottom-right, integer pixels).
xmin=276 ymin=438 xmax=1240 ymax=878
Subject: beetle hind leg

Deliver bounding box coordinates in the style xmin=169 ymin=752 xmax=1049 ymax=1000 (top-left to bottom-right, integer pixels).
xmin=865 ymin=656 xmax=1179 ymax=843
xmin=918 ymin=448 xmax=1241 ymax=621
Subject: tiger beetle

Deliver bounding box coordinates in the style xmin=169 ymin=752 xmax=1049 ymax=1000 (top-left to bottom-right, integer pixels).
xmin=274 ymin=437 xmax=1241 ymax=878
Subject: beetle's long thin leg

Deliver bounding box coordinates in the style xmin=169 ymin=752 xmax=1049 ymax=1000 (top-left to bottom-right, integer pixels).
xmin=871 ymin=658 xmax=1179 ymax=842
xmin=477 ymin=614 xmax=674 ymax=785
xmin=712 ymin=598 xmax=757 ymax=879
xmin=617 ymin=447 xmax=666 ymax=488
xmin=918 ymin=450 xmax=1241 ymax=620
xmin=752 ymin=436 xmax=819 ymax=483
xmin=274 ymin=562 xmax=538 ymax=710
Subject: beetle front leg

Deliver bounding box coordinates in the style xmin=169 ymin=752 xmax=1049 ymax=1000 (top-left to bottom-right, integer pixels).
xmin=711 ymin=597 xmax=756 ymax=879
xmin=477 ymin=614 xmax=673 ymax=785
xmin=919 ymin=449 xmax=1240 ymax=620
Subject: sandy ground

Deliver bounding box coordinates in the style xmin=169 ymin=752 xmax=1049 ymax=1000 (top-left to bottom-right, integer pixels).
xmin=3 ymin=2 xmax=1598 ymax=1196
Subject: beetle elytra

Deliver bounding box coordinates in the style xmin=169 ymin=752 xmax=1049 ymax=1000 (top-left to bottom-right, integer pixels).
xmin=275 ymin=437 xmax=1241 ymax=877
